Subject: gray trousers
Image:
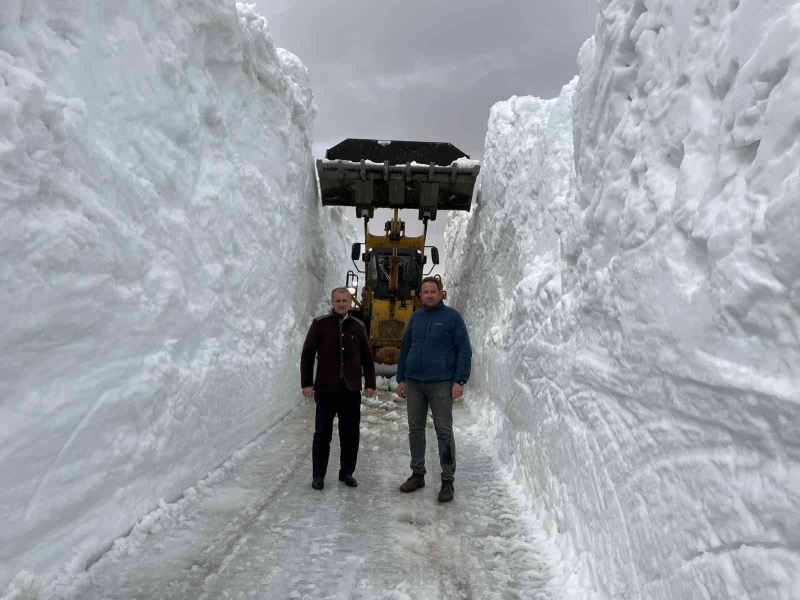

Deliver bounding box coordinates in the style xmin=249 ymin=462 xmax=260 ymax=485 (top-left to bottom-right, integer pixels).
xmin=405 ymin=379 xmax=455 ymax=482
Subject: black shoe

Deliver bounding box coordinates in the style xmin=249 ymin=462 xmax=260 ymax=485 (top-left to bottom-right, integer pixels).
xmin=339 ymin=474 xmax=358 ymax=487
xmin=438 ymin=480 xmax=454 ymax=503
xmin=312 ymin=477 xmax=324 ymax=490
xmin=399 ymin=473 xmax=425 ymax=493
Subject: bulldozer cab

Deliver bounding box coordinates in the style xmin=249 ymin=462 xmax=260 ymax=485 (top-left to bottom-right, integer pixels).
xmin=317 ymin=138 xmax=479 ymax=365
xmin=367 ymin=249 xmax=422 ymax=301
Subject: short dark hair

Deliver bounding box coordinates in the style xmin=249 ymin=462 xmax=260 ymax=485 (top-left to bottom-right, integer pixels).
xmin=420 ymin=276 xmax=442 ymax=291
xmin=331 ymin=287 xmax=351 ymax=300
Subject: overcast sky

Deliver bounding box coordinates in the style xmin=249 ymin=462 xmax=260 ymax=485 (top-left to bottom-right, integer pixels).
xmin=255 ymin=0 xmax=598 ymax=276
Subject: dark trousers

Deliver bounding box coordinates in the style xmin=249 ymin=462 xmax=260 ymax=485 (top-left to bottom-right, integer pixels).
xmin=312 ymin=388 xmax=361 ymax=479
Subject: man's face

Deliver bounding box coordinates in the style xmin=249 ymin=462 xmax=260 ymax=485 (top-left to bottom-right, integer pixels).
xmin=332 ymin=292 xmax=352 ymax=315
xmin=420 ymin=282 xmax=442 ymax=308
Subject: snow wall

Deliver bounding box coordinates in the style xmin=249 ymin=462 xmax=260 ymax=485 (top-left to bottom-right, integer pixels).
xmin=0 ymin=0 xmax=350 ymax=591
xmin=447 ymin=1 xmax=800 ymax=598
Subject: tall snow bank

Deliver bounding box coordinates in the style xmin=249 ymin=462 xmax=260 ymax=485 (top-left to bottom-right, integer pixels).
xmin=447 ymin=1 xmax=800 ymax=598
xmin=0 ymin=1 xmax=349 ymax=592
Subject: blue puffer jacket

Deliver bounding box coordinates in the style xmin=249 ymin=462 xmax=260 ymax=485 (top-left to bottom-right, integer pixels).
xmin=397 ymin=302 xmax=472 ymax=383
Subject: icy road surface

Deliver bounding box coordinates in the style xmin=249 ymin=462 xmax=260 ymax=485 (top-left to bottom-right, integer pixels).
xmin=55 ymin=387 xmax=551 ymax=600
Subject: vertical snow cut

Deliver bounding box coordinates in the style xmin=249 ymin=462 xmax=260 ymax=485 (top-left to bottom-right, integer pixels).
xmin=447 ymin=1 xmax=800 ymax=598
xmin=0 ymin=0 xmax=349 ymax=594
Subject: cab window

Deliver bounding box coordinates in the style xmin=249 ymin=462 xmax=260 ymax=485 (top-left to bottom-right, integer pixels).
xmin=366 ymin=249 xmax=422 ymax=300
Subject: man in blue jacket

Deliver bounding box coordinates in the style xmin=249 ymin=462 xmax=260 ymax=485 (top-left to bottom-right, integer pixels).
xmin=396 ymin=277 xmax=472 ymax=502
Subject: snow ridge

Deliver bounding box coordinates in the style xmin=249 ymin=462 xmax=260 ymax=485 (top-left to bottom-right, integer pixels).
xmin=0 ymin=0 xmax=349 ymax=593
xmin=447 ymin=1 xmax=800 ymax=598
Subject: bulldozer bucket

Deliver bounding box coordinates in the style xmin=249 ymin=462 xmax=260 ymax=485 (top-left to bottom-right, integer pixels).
xmin=316 ymin=138 xmax=480 ymax=220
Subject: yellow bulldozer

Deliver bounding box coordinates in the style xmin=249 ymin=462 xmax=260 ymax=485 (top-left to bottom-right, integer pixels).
xmin=316 ymin=138 xmax=479 ymax=365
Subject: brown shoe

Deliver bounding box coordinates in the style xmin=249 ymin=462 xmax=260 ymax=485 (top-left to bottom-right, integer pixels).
xmin=437 ymin=481 xmax=454 ymax=503
xmin=399 ymin=473 xmax=425 ymax=493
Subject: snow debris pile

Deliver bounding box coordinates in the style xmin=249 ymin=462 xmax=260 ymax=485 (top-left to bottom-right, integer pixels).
xmin=447 ymin=1 xmax=800 ymax=598
xmin=0 ymin=0 xmax=349 ymax=593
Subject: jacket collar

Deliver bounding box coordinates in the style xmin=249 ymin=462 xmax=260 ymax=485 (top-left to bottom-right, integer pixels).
xmin=422 ymin=301 xmax=445 ymax=313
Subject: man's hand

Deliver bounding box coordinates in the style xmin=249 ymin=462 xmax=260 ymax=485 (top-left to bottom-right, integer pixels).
xmin=452 ymin=382 xmax=464 ymax=400
xmin=302 ymin=387 xmax=313 ymax=399
xmin=397 ymin=382 xmax=406 ymax=398
xmin=364 ymin=388 xmax=376 ymax=397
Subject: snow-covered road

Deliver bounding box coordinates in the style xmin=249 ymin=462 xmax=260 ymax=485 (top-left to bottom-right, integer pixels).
xmin=52 ymin=385 xmax=551 ymax=600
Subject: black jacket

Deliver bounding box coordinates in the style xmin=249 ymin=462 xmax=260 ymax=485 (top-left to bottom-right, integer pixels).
xmin=301 ymin=313 xmax=376 ymax=393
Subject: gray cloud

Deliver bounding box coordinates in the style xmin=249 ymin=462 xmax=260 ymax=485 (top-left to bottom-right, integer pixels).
xmin=256 ymin=0 xmax=597 ymax=275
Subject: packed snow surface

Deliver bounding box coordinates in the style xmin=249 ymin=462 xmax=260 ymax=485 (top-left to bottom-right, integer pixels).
xmin=0 ymin=0 xmax=350 ymax=591
xmin=7 ymin=388 xmax=552 ymax=600
xmin=447 ymin=1 xmax=800 ymax=598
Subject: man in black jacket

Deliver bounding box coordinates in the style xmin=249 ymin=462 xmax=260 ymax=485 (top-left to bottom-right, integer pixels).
xmin=301 ymin=288 xmax=376 ymax=490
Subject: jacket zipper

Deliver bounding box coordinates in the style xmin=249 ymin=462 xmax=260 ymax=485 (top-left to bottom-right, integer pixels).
xmin=420 ymin=310 xmax=433 ymax=379
xmin=338 ymin=316 xmax=344 ymax=379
